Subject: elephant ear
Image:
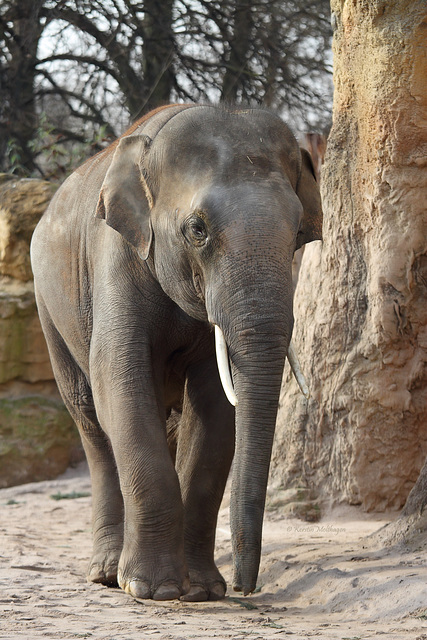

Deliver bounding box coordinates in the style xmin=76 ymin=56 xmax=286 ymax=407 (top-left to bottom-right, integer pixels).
xmin=295 ymin=148 xmax=323 ymax=250
xmin=96 ymin=134 xmax=153 ymax=260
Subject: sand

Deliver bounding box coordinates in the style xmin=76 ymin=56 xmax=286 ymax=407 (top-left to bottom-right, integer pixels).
xmin=1 ymin=461 xmax=426 ymax=640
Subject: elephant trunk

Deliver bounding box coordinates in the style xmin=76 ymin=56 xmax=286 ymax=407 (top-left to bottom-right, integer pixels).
xmin=228 ymin=331 xmax=288 ymax=595
xmin=206 ymin=215 xmax=297 ymax=595
xmin=209 ymin=288 xmax=292 ymax=594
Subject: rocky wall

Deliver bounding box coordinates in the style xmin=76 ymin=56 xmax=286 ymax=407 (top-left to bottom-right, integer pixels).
xmin=272 ymin=0 xmax=427 ymax=511
xmin=0 ymin=175 xmax=83 ymax=488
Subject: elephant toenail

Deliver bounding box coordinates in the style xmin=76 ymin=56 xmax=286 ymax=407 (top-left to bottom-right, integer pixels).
xmin=180 ymin=584 xmax=208 ymax=602
xmin=208 ymin=582 xmax=226 ymax=600
xmin=153 ymin=583 xmax=181 ymax=601
xmin=129 ymin=579 xmax=151 ymax=599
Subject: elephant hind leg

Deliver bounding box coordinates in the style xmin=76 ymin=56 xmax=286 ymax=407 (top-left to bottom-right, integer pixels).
xmin=175 ymin=357 xmax=235 ymax=601
xmin=35 ymin=299 xmax=124 ymax=587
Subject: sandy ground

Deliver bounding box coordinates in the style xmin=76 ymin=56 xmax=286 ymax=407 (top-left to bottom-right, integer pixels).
xmin=1 ymin=462 xmax=426 ymax=640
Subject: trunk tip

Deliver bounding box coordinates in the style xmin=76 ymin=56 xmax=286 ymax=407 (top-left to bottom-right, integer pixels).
xmin=232 ymin=567 xmax=257 ymax=597
xmin=232 ymin=583 xmax=256 ymax=596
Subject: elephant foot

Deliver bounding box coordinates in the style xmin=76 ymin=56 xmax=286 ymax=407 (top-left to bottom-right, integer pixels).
xmin=118 ymin=571 xmax=190 ymax=601
xmin=180 ymin=567 xmax=226 ymax=602
xmin=180 ymin=580 xmax=225 ymax=602
xmin=87 ymin=524 xmax=123 ymax=587
xmin=117 ymin=548 xmax=190 ymax=602
xmin=87 ymin=550 xmax=121 ymax=587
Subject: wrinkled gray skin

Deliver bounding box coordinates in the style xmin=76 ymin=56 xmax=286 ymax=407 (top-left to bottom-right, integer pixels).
xmin=31 ymin=104 xmax=322 ymax=602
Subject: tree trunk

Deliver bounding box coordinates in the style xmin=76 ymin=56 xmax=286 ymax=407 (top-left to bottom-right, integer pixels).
xmin=220 ymin=1 xmax=253 ymax=103
xmin=141 ymin=0 xmax=175 ymax=113
xmin=272 ymin=0 xmax=427 ymax=515
xmin=0 ymin=0 xmax=44 ymax=173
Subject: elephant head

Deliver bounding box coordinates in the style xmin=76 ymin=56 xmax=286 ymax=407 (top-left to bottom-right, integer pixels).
xmin=96 ymin=105 xmax=322 ymax=595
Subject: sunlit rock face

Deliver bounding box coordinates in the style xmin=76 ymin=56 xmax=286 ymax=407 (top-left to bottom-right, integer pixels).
xmin=0 ymin=175 xmax=83 ymax=488
xmin=273 ymin=0 xmax=427 ymax=511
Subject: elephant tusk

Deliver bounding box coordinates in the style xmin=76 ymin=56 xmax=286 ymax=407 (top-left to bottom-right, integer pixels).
xmin=287 ymin=340 xmax=310 ymax=399
xmin=214 ymin=325 xmax=238 ymax=407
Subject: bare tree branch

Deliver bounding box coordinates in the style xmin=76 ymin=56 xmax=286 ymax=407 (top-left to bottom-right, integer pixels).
xmin=1 ymin=0 xmax=332 ymax=175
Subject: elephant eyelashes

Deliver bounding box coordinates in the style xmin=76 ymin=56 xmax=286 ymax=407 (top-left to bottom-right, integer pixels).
xmin=182 ymin=215 xmax=209 ymax=247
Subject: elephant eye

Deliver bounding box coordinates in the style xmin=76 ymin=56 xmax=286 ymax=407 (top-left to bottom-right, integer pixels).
xmin=182 ymin=215 xmax=208 ymax=247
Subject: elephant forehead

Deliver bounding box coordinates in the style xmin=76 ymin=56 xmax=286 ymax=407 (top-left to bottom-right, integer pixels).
xmin=157 ymin=104 xmax=293 ymax=144
xmin=159 ymin=140 xmax=286 ymax=196
xmin=156 ymin=167 xmax=297 ymax=220
xmin=153 ymin=108 xmax=295 ymax=177
xmin=201 ymin=179 xmax=302 ymax=223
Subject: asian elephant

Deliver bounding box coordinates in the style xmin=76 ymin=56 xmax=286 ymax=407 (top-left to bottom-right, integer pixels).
xmin=31 ymin=103 xmax=322 ymax=602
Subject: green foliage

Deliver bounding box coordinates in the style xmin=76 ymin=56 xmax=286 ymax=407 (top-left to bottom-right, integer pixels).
xmin=18 ymin=114 xmax=112 ymax=180
xmin=3 ymin=112 xmax=111 ymax=179
xmin=50 ymin=491 xmax=90 ymax=500
xmin=5 ymin=138 xmax=28 ymax=176
xmin=228 ymin=596 xmax=259 ymax=610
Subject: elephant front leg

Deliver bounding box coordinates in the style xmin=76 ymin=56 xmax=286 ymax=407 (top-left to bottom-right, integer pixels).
xmin=175 ymin=357 xmax=235 ymax=601
xmin=92 ymin=372 xmax=189 ymax=601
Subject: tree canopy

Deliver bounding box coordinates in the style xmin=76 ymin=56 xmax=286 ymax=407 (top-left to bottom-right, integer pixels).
xmin=0 ymin=0 xmax=332 ymax=177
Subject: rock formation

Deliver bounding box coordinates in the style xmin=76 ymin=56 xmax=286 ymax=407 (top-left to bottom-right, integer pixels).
xmin=272 ymin=0 xmax=427 ymax=511
xmin=0 ymin=175 xmax=83 ymax=488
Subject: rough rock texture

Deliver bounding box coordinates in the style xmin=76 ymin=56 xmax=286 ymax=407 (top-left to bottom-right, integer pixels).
xmin=0 ymin=175 xmax=56 ymax=281
xmin=0 ymin=278 xmax=53 ymax=384
xmin=0 ymin=392 xmax=81 ymax=488
xmin=0 ymin=176 xmax=83 ymax=487
xmin=272 ymin=0 xmax=427 ymax=511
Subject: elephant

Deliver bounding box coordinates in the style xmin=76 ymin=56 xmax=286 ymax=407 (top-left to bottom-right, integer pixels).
xmin=30 ymin=103 xmax=322 ymax=602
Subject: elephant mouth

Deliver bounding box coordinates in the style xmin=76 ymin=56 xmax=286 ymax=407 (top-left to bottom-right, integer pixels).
xmin=213 ymin=324 xmax=309 ymax=406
